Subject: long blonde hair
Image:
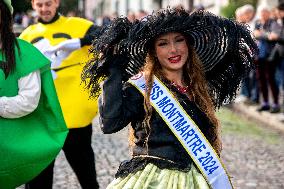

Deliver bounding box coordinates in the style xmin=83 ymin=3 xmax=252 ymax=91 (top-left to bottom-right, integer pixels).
xmin=129 ymin=43 xmax=222 ymax=155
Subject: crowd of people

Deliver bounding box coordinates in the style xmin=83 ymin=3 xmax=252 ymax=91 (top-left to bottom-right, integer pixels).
xmin=0 ymin=0 xmax=282 ymax=188
xmin=235 ymin=3 xmax=284 ymax=121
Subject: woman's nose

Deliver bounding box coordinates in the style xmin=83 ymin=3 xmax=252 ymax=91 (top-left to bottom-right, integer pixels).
xmin=169 ymin=43 xmax=178 ymax=53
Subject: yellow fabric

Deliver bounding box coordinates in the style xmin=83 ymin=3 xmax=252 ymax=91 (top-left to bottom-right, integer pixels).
xmin=106 ymin=163 xmax=210 ymax=189
xmin=20 ymin=16 xmax=98 ymax=128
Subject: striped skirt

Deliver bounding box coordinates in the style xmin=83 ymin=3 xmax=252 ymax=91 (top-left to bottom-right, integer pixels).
xmin=106 ymin=163 xmax=209 ymax=189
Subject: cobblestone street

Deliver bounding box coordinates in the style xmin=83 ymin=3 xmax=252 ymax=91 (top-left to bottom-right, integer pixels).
xmin=18 ymin=112 xmax=284 ymax=189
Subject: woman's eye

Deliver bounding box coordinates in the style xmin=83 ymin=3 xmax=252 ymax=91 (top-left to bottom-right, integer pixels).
xmin=157 ymin=42 xmax=167 ymax=46
xmin=176 ymin=38 xmax=185 ymax=42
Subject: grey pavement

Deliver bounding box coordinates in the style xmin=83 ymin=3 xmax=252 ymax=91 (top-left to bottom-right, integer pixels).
xmin=17 ymin=112 xmax=284 ymax=189
xmin=222 ymin=132 xmax=284 ymax=189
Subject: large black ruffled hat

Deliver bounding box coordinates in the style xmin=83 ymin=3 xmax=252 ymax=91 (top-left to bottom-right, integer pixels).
xmin=82 ymin=8 xmax=258 ymax=108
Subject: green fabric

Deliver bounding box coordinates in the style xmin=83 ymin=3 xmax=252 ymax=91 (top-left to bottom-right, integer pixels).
xmin=0 ymin=39 xmax=50 ymax=96
xmin=0 ymin=39 xmax=68 ymax=189
xmin=3 ymin=0 xmax=13 ymax=13
xmin=106 ymin=163 xmax=210 ymax=189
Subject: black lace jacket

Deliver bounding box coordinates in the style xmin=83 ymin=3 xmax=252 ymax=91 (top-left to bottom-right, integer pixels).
xmin=99 ymin=64 xmax=217 ymax=178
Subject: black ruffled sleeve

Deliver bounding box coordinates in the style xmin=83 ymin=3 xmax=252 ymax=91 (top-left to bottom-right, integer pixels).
xmin=99 ymin=59 xmax=145 ymax=134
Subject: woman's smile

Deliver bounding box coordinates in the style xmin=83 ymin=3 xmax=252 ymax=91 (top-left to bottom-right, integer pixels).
xmin=168 ymin=55 xmax=182 ymax=63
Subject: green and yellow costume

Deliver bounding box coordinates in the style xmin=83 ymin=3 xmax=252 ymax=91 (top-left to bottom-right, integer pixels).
xmin=20 ymin=16 xmax=98 ymax=128
xmin=0 ymin=39 xmax=68 ymax=189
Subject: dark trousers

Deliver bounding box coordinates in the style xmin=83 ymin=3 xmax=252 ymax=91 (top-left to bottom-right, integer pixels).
xmin=256 ymin=59 xmax=279 ymax=104
xmin=25 ymin=124 xmax=99 ymax=189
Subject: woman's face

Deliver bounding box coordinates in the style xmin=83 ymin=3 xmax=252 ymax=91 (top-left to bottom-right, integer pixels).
xmin=154 ymin=32 xmax=188 ymax=73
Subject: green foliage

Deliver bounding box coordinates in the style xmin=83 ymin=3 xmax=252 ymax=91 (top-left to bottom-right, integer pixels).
xmin=220 ymin=0 xmax=257 ymax=19
xmin=220 ymin=2 xmax=240 ymax=18
xmin=11 ymin=0 xmax=79 ymax=15
xmin=11 ymin=0 xmax=31 ymax=13
xmin=60 ymin=0 xmax=79 ymax=15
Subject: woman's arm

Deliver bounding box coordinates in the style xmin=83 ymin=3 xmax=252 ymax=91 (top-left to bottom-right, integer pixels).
xmin=0 ymin=70 xmax=41 ymax=118
xmin=99 ymin=63 xmax=124 ymax=133
xmin=99 ymin=56 xmax=144 ymax=134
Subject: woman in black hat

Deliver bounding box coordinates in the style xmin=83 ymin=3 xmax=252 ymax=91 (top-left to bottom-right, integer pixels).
xmin=83 ymin=8 xmax=257 ymax=189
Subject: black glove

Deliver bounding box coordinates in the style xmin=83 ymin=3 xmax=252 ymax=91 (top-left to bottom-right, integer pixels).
xmin=101 ymin=53 xmax=130 ymax=81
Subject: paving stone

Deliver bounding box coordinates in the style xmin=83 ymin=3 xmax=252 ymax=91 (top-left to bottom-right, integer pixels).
xmin=16 ymin=114 xmax=284 ymax=189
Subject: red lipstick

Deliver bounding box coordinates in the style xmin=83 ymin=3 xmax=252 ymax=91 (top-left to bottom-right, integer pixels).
xmin=168 ymin=55 xmax=181 ymax=63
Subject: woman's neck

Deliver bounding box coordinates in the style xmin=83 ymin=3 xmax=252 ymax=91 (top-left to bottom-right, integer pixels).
xmin=162 ymin=69 xmax=184 ymax=86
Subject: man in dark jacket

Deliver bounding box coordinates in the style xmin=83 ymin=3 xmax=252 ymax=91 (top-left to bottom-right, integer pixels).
xmin=254 ymin=5 xmax=280 ymax=113
xmin=268 ymin=3 xmax=284 ymax=120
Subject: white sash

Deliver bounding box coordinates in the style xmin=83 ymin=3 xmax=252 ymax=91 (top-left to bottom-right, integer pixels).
xmin=128 ymin=73 xmax=233 ymax=189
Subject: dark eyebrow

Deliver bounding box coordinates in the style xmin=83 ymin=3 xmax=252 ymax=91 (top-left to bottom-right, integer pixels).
xmin=175 ymin=35 xmax=184 ymax=38
xmin=157 ymin=34 xmax=184 ymax=41
xmin=156 ymin=38 xmax=167 ymax=41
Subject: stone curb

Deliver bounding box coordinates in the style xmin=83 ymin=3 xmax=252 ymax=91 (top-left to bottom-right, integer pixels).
xmin=230 ymin=102 xmax=284 ymax=134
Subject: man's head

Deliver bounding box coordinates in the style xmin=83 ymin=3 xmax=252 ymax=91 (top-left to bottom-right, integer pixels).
xmin=257 ymin=5 xmax=271 ymax=22
xmin=242 ymin=4 xmax=255 ymax=23
xmin=277 ymin=3 xmax=284 ymax=19
xmin=31 ymin=0 xmax=59 ymax=22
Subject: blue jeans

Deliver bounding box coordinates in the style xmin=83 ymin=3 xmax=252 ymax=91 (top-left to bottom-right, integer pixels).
xmin=240 ymin=70 xmax=259 ymax=102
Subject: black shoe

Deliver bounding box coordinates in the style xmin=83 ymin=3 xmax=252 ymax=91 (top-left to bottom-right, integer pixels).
xmin=270 ymin=106 xmax=280 ymax=113
xmin=257 ymin=105 xmax=270 ymax=112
